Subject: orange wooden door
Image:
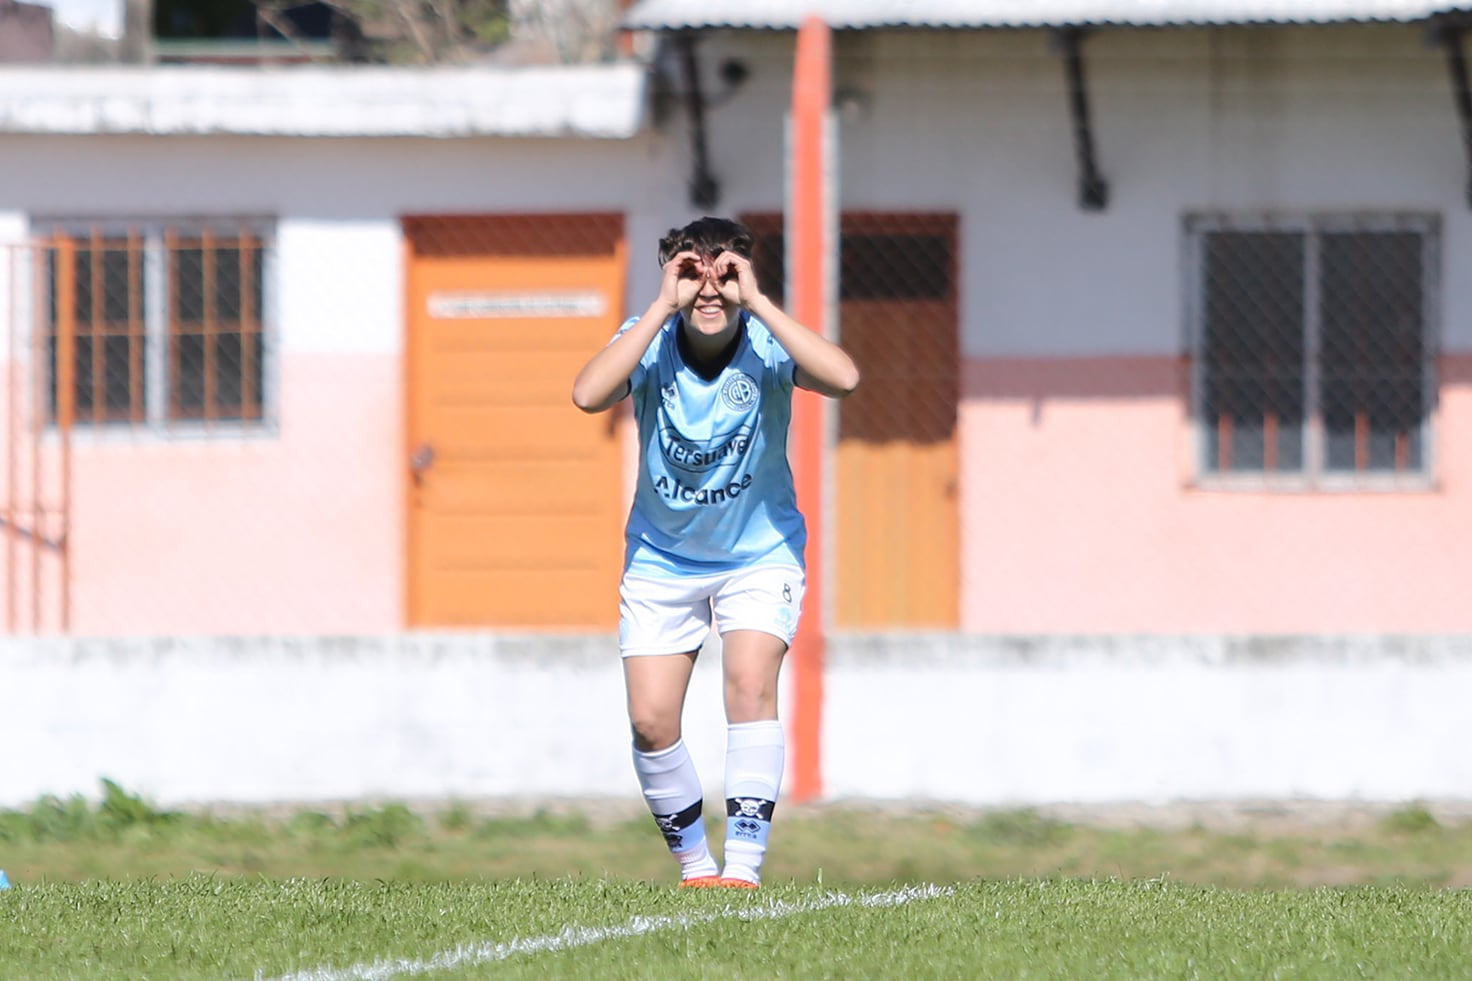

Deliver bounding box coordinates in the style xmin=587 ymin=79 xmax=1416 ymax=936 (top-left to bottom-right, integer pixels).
xmin=744 ymin=212 xmax=960 ymax=628
xmin=834 ymin=215 xmax=959 ymax=628
xmin=403 ymin=214 xmax=626 ymax=628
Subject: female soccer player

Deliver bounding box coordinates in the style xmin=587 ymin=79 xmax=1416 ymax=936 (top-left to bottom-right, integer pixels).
xmin=571 ymin=216 xmax=859 ymax=888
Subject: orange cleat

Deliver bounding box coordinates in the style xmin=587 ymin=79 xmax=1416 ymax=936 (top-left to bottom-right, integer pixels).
xmin=716 ymin=877 xmax=759 ymax=889
xmin=678 ymin=875 xmax=726 ymax=889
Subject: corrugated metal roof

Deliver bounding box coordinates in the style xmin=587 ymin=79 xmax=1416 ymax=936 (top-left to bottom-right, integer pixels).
xmin=0 ymin=64 xmax=646 ymax=138
xmin=623 ymin=0 xmax=1471 ymax=30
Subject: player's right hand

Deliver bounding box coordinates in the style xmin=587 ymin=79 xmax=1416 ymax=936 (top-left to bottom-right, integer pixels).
xmin=659 ymin=250 xmax=704 ymax=313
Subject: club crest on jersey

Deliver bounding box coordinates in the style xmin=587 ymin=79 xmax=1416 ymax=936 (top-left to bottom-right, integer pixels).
xmin=720 ymin=372 xmax=759 ymax=411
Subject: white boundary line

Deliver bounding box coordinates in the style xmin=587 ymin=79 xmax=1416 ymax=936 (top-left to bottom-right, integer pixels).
xmin=256 ymin=884 xmax=953 ymax=981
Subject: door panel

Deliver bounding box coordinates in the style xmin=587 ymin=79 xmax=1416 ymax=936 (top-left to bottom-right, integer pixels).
xmin=743 ymin=212 xmax=960 ymax=628
xmin=834 ymin=279 xmax=959 ymax=628
xmin=404 ymin=214 xmax=626 ymax=628
xmin=834 ymin=288 xmax=959 ymax=628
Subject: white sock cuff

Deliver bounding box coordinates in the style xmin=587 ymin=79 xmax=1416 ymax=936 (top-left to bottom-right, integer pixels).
xmin=725 ymin=721 xmax=784 ymax=803
xmin=633 ymin=739 xmax=691 ymax=775
xmin=726 ymin=720 xmax=784 ymax=749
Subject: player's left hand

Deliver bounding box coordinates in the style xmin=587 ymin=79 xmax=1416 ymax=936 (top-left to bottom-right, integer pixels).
xmin=710 ymin=251 xmax=762 ymax=309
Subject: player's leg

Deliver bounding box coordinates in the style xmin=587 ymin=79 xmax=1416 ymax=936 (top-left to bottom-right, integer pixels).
xmin=719 ymin=629 xmax=787 ymax=886
xmin=625 ymin=650 xmax=697 ymax=753
xmin=712 ymin=565 xmax=804 ymax=887
xmin=620 ymin=572 xmax=720 ymax=883
xmin=625 ymin=651 xmax=720 ymax=881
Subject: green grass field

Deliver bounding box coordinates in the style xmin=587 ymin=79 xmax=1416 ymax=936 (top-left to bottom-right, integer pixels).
xmin=4 ymin=783 xmax=1472 ymax=979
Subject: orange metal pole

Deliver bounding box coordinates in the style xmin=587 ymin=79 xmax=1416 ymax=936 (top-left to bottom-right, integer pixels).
xmin=788 ymin=14 xmax=831 ymax=803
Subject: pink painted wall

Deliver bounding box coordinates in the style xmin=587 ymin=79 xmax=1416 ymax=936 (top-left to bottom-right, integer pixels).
xmin=67 ymin=354 xmax=402 ymax=635
xmin=961 ymin=355 xmax=1472 ymax=633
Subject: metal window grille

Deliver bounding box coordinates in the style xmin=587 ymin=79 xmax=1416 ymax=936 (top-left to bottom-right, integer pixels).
xmin=1187 ymin=215 xmax=1437 ymax=488
xmin=40 ymin=220 xmax=275 ymax=432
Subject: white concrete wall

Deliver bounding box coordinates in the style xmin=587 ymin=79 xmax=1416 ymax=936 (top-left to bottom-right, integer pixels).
xmin=824 ymin=635 xmax=1472 ymax=804
xmin=6 ymin=634 xmax=1469 ymax=808
xmin=4 ymin=634 xmax=740 ymax=807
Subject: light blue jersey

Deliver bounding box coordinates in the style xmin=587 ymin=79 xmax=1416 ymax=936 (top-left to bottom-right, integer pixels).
xmin=619 ymin=311 xmax=806 ymax=576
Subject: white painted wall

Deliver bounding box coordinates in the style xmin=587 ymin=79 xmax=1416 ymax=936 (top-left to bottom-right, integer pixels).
xmin=0 ymin=126 xmax=711 ymax=366
xmin=277 ymin=219 xmax=403 ymax=357
xmin=695 ymin=25 xmax=1472 ymax=357
xmin=6 ymin=634 xmax=1468 ymax=808
xmin=2 ymin=24 xmax=1463 ymax=364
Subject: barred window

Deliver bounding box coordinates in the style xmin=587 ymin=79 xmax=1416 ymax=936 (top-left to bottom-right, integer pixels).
xmin=1187 ymin=216 xmax=1436 ymax=487
xmin=41 ymin=220 xmax=273 ymax=430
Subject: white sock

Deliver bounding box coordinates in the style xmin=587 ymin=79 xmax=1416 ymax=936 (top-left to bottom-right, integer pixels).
xmin=723 ymin=720 xmax=784 ymax=885
xmin=632 ymin=739 xmax=719 ymax=880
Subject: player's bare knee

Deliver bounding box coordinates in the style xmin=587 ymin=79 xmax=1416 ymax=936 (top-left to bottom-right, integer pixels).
xmin=724 ymin=680 xmax=777 ymax=723
xmin=629 ymin=715 xmax=681 ymax=752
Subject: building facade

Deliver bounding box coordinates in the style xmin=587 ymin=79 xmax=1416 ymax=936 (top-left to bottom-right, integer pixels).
xmin=5 ymin=5 xmax=1472 ymax=806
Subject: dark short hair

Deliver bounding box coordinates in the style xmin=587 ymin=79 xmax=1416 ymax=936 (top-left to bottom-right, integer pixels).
xmin=657 ymin=216 xmax=755 ymax=267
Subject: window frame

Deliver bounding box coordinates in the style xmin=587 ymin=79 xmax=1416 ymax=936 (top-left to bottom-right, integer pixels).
xmin=33 ymin=216 xmax=278 ymax=438
xmin=1184 ymin=212 xmax=1440 ymax=493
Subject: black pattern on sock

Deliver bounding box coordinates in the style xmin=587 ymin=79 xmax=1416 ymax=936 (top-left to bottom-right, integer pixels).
xmin=652 ymin=799 xmax=704 ymax=846
xmin=725 ymin=797 xmax=776 ymax=821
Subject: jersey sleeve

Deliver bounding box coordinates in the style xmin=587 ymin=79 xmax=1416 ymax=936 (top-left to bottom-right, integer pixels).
xmin=756 ymin=318 xmax=797 ymax=392
xmin=609 ymin=315 xmax=656 ymax=395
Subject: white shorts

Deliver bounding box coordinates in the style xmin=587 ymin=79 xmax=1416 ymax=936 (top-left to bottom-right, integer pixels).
xmin=618 ymin=563 xmax=805 ymax=657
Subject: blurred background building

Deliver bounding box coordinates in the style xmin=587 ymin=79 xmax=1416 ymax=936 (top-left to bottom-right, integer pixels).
xmin=3 ymin=0 xmax=1471 ymax=811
